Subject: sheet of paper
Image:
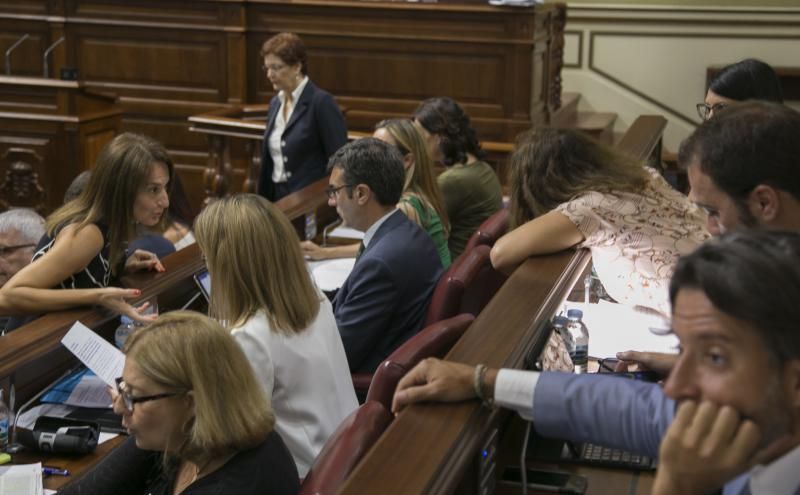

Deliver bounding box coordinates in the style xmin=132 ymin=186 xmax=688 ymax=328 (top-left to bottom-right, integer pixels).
xmin=16 ymin=404 xmax=76 ymax=430
xmin=61 ymin=321 xmax=125 ymax=387
xmin=327 ymin=225 xmax=364 ymax=240
xmin=0 ymin=462 xmax=43 ymax=495
xmin=308 ymin=258 xmax=356 ymax=292
xmin=64 ymin=372 xmax=113 ymax=408
xmin=98 ymin=432 xmax=118 ymax=445
xmin=563 ymin=300 xmax=679 ymax=360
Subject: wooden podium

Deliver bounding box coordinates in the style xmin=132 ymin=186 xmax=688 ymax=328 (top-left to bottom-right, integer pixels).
xmin=189 ymin=106 xmax=339 ymax=237
xmin=0 ymin=76 xmax=121 ymax=213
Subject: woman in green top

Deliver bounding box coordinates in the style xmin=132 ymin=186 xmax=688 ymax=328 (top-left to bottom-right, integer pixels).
xmin=301 ymin=119 xmax=451 ymax=268
xmin=413 ymin=97 xmax=503 ymax=260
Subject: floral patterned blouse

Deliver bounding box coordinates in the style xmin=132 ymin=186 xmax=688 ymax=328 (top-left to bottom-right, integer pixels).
xmin=555 ymin=168 xmax=710 ymax=315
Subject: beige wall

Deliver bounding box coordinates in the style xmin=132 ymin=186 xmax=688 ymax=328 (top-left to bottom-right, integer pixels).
xmin=563 ymin=0 xmax=800 ymax=6
xmin=558 ymin=3 xmax=800 ymax=151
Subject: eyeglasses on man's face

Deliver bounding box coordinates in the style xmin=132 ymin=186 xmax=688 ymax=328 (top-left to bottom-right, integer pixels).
xmin=114 ymin=377 xmax=182 ymax=413
xmin=696 ymin=102 xmax=728 ymax=121
xmin=0 ymin=243 xmax=35 ymax=258
xmin=325 ymin=184 xmax=353 ymax=199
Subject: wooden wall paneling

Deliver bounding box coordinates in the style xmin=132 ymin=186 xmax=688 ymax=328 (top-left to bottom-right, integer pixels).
xmin=63 ymin=0 xmax=244 ymax=212
xmin=0 ymin=18 xmax=49 ymax=78
xmin=0 ymin=77 xmax=120 ymax=212
xmin=246 ymin=1 xmax=558 ymax=143
xmin=0 ymin=0 xmax=562 ymax=214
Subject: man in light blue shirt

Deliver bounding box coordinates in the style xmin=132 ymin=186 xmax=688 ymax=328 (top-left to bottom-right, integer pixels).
xmin=393 ymin=231 xmax=800 ymax=495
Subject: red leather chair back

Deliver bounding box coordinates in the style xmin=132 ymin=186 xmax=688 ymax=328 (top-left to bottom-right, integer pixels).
xmin=424 ymin=244 xmax=505 ymax=326
xmin=299 ymin=401 xmax=393 ymax=495
xmin=366 ymin=313 xmax=475 ymax=409
xmin=463 ymin=207 xmax=509 ymax=253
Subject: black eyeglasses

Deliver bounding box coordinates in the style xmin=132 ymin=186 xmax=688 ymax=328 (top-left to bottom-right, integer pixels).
xmin=0 ymin=243 xmax=35 ymax=257
xmin=115 ymin=377 xmax=183 ymax=412
xmin=696 ymin=102 xmax=728 ymax=121
xmin=325 ymin=184 xmax=353 ymax=199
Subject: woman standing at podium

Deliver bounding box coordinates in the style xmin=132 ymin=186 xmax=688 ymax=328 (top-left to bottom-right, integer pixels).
xmin=194 ymin=193 xmax=357 ymax=477
xmin=0 ymin=133 xmax=169 ymax=329
xmin=258 ymin=32 xmax=348 ymax=202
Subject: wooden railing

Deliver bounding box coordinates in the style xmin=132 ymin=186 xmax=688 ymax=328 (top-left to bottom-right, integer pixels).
xmin=0 ymin=180 xmax=336 ymax=405
xmin=338 ymin=114 xmax=668 ymax=495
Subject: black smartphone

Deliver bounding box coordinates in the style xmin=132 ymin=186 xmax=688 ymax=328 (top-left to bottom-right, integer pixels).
xmin=597 ymin=358 xmax=660 ymax=382
xmin=611 ymin=370 xmax=661 ymax=382
xmin=500 ymin=467 xmax=587 ymax=494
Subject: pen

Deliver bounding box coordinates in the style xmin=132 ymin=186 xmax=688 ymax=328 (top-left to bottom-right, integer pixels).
xmin=42 ymin=466 xmax=70 ymax=476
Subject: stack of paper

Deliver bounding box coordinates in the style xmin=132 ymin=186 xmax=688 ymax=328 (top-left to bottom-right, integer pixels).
xmin=563 ymin=300 xmax=679 ymax=359
xmin=0 ymin=462 xmax=43 ymax=495
xmin=307 ymin=258 xmax=356 ymax=292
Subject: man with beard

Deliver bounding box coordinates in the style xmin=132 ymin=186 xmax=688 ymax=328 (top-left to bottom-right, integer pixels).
xmin=682 ymin=101 xmax=800 ymax=236
xmin=617 ymin=101 xmax=800 ymax=376
xmin=393 ymin=230 xmax=800 ymax=495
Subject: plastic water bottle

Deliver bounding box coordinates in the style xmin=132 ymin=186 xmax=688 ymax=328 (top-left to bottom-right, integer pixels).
xmin=114 ymin=316 xmax=136 ymax=350
xmin=304 ymin=212 xmax=317 ymax=241
xmin=0 ymin=389 xmax=9 ymax=450
xmin=565 ymin=309 xmax=589 ymax=374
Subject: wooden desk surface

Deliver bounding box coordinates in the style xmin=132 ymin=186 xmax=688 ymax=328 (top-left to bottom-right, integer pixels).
xmin=495 ymin=415 xmax=653 ymax=495
xmin=12 ymin=434 xmax=127 ymax=491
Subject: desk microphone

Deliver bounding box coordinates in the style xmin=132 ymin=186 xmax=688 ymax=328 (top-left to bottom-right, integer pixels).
xmin=6 ymin=367 xmax=77 ymax=454
xmin=322 ymin=219 xmax=342 ymax=247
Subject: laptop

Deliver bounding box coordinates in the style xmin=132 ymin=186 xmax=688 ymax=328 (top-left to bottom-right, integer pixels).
xmin=193 ymin=269 xmax=211 ymax=302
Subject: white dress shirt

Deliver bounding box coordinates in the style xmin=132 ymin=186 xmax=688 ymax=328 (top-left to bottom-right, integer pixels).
xmin=362 ymin=208 xmax=398 ymax=248
xmin=268 ymin=76 xmax=310 ymax=183
xmin=747 ymin=443 xmax=800 ymax=495
xmin=231 ymin=289 xmax=357 ymax=477
xmin=494 ymin=368 xmax=541 ymax=421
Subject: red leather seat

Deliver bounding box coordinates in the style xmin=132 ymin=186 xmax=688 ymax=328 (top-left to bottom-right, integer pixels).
xmin=351 ymin=313 xmax=475 ymax=403
xmin=463 ymin=207 xmax=509 ymax=254
xmin=365 ymin=313 xmax=475 ymax=409
xmin=423 ymin=244 xmax=506 ymax=327
xmin=299 ymin=400 xmax=393 ymax=495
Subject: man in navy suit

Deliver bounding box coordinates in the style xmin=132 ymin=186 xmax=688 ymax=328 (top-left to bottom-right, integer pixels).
xmin=393 ymin=231 xmax=800 ymax=495
xmin=329 ymin=138 xmax=443 ymax=374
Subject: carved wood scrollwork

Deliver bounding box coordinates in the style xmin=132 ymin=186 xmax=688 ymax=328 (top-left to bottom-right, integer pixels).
xmin=0 ymin=148 xmax=46 ymax=213
xmin=242 ymin=139 xmax=260 ymax=194
xmin=549 ymin=3 xmax=567 ymax=114
xmin=202 ymin=134 xmax=230 ymax=205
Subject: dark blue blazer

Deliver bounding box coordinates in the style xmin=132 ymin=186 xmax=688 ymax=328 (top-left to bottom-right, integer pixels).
xmin=258 ymin=80 xmax=347 ymax=201
xmin=333 ymin=210 xmax=443 ymax=374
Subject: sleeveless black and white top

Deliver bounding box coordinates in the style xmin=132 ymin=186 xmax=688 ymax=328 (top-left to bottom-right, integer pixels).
xmin=32 ymin=222 xmax=112 ymax=289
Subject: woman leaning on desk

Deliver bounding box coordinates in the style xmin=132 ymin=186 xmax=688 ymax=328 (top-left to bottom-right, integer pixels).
xmin=490 ymin=127 xmax=710 ymax=316
xmin=0 ymin=133 xmax=170 ymax=330
xmin=258 ymin=32 xmax=348 ymax=202
xmin=59 ymin=311 xmax=299 ymax=495
xmin=194 ymin=193 xmax=357 ymax=478
xmin=301 ymin=118 xmax=452 ymax=268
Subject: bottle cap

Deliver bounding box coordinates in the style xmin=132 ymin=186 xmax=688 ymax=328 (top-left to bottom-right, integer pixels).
xmin=120 ymin=316 xmax=134 ymax=325
xmin=567 ymin=309 xmax=583 ymax=319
